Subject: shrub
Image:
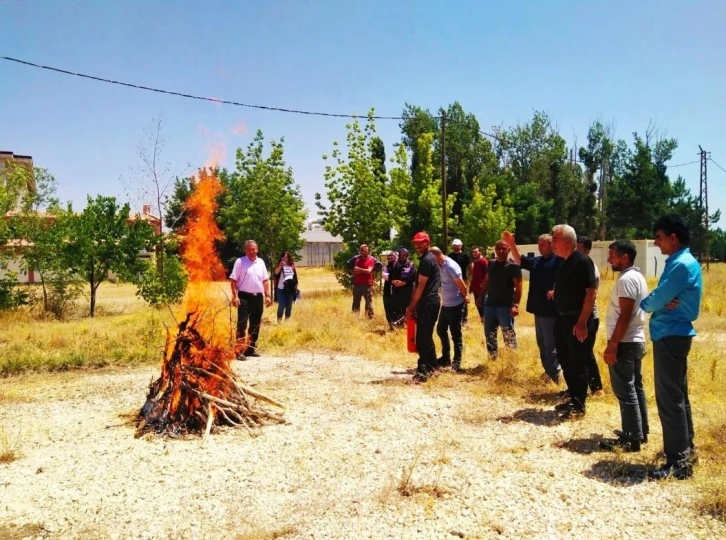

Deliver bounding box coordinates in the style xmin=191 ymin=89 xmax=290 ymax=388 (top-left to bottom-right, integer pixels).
xmin=136 ymin=254 xmax=187 ymax=307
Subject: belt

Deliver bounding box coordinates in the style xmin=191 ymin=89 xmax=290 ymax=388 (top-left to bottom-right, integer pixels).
xmin=557 ymin=311 xmax=580 ymax=317
xmin=238 ymin=291 xmax=263 ymax=297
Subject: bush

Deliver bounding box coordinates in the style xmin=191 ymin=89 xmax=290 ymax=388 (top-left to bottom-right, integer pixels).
xmin=35 ymin=277 xmax=84 ymax=320
xmin=136 ymin=254 xmax=187 ymax=307
xmin=0 ymin=274 xmax=29 ymax=311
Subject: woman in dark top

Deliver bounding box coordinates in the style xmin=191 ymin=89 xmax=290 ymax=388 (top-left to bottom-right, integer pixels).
xmin=273 ymin=251 xmax=299 ymax=322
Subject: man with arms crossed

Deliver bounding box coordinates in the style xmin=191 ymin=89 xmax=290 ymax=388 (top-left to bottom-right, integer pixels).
xmin=431 ymin=247 xmax=469 ymax=372
xmin=405 ymin=232 xmax=441 ymax=383
xmin=641 ymin=215 xmax=702 ymax=480
xmin=599 ymin=240 xmax=649 ymax=453
xmin=230 ymin=240 xmax=272 ymax=359
xmin=503 ymin=231 xmax=562 ymax=384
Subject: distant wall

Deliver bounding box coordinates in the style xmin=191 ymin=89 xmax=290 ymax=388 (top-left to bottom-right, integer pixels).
xmin=296 ymin=242 xmax=344 ymax=267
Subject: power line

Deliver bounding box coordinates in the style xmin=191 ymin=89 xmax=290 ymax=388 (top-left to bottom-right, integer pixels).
xmin=710 ymin=157 xmax=726 ymax=174
xmin=0 ymin=55 xmax=408 ymax=120
xmin=669 ymin=159 xmax=699 ymax=168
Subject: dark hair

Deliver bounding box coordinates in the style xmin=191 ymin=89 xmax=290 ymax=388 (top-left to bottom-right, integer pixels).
xmin=608 ymin=240 xmax=637 ymax=265
xmin=279 ymin=250 xmax=295 ymax=267
xmin=577 ymin=236 xmax=592 ymax=251
xmin=653 ymin=214 xmax=690 ymax=245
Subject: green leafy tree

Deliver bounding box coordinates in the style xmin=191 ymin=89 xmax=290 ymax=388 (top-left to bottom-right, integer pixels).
xmin=579 ymin=121 xmax=615 ymax=239
xmin=608 ymin=134 xmax=678 ymax=238
xmin=460 ymin=183 xmax=515 ymax=249
xmin=220 ymin=131 xmax=307 ymax=264
xmin=136 ymin=249 xmax=188 ymax=307
xmin=669 ymin=175 xmax=721 ymax=256
xmin=164 ymin=176 xmax=193 ymax=232
xmin=316 ymin=109 xmax=394 ymax=248
xmin=64 ymin=196 xmax=155 ymax=317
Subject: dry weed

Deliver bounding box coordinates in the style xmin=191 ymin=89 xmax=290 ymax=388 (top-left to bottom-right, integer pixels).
xmin=0 ymin=424 xmax=23 ymax=464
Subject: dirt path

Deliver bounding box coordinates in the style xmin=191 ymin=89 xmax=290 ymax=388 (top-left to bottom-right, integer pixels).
xmin=1 ymin=356 xmax=724 ymax=539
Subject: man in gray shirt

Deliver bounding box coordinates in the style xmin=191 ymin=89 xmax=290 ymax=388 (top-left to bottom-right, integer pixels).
xmin=599 ymin=240 xmax=649 ymax=452
xmin=431 ymin=247 xmax=470 ymax=372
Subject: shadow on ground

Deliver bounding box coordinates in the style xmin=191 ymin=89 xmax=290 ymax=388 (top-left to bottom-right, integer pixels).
xmin=498 ymin=408 xmax=563 ymax=427
xmin=557 ymin=435 xmax=604 ymax=455
xmin=584 ymin=459 xmax=649 ymax=486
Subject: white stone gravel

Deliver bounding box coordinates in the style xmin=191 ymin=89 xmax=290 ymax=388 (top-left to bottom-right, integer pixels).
xmin=1 ymin=354 xmax=724 ymax=539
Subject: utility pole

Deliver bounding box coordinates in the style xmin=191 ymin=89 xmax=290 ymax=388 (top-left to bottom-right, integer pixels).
xmin=698 ymin=145 xmax=710 ymax=272
xmin=441 ymin=111 xmax=448 ymax=247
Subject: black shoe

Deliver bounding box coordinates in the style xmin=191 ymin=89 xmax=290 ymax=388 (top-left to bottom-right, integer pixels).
xmin=648 ymin=461 xmax=693 ymax=481
xmin=246 ymin=350 xmax=261 ymax=358
xmin=598 ymin=437 xmax=641 ymax=453
xmin=452 ymin=360 xmax=462 ymax=373
xmin=554 ymin=401 xmax=574 ymax=412
xmin=560 ymin=406 xmax=586 ymax=420
xmin=614 ymin=430 xmax=648 ymax=445
xmin=436 ymin=357 xmax=451 ymax=368
xmin=412 ymin=372 xmax=428 ymax=384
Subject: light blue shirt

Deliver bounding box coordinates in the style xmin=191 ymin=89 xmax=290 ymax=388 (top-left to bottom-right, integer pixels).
xmin=640 ymin=247 xmax=702 ymax=341
xmin=439 ymin=257 xmax=464 ymax=307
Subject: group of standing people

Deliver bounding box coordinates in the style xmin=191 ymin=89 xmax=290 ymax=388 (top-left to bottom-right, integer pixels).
xmin=228 ymin=211 xmax=703 ymax=481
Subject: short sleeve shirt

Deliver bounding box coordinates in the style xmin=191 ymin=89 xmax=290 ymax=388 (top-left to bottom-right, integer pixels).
xmin=606 ymin=267 xmax=648 ymax=342
xmin=417 ymin=250 xmax=441 ymax=307
xmin=485 ymin=260 xmax=522 ymax=307
xmin=553 ymin=251 xmax=597 ymax=316
xmin=448 ymin=252 xmax=471 ymax=280
xmin=440 ymin=257 xmax=464 ymax=307
xmin=230 ymin=256 xmax=270 ymax=294
xmin=470 ymin=257 xmax=489 ymax=294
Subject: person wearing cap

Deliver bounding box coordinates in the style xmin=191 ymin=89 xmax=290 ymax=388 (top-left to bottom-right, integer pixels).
xmin=389 ymin=248 xmax=417 ymax=327
xmin=430 ymin=247 xmax=469 ymax=372
xmin=448 ymin=239 xmax=472 ymax=326
xmin=405 ymin=232 xmax=441 ymax=383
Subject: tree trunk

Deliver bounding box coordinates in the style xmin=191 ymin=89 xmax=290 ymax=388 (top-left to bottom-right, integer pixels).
xmin=89 ymin=262 xmax=96 ymax=317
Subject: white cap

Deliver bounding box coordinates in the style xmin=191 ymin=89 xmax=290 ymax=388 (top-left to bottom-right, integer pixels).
xmin=452 ymin=238 xmax=463 ymax=246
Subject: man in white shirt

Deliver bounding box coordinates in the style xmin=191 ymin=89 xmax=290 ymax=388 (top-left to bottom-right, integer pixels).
xmin=599 ymin=240 xmax=650 ymax=452
xmin=229 ymin=240 xmax=271 ymax=359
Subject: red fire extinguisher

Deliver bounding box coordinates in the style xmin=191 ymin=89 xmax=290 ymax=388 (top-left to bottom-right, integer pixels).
xmin=407 ymin=317 xmax=417 ymax=353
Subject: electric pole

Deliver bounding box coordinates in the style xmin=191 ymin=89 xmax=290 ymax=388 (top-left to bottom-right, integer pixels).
xmin=699 ymin=145 xmax=710 ymax=272
xmin=441 ymin=111 xmax=448 ymax=247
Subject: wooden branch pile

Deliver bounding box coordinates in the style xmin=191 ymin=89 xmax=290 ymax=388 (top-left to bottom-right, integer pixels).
xmin=136 ymin=313 xmax=285 ymax=440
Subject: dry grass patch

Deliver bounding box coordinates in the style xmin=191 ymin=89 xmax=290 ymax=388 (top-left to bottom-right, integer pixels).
xmin=235 ymin=525 xmax=298 ymax=540
xmin=0 ymin=523 xmax=48 ymax=540
xmin=0 ymin=424 xmax=24 ymax=464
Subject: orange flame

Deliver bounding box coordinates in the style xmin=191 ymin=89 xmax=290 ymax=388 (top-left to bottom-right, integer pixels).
xmin=177 ymin=168 xmax=235 ymax=351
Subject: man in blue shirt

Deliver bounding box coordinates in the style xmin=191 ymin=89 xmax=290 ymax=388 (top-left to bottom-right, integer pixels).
xmin=502 ymin=231 xmax=562 ymax=384
xmin=641 ymin=214 xmax=703 ymax=480
xmin=431 ymin=247 xmax=470 ymax=372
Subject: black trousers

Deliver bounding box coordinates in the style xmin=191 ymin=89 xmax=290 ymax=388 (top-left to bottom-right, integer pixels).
xmin=416 ymin=301 xmax=441 ymax=375
xmin=437 ymin=302 xmax=464 ymax=366
xmin=237 ymin=292 xmax=264 ymax=351
xmin=554 ymin=315 xmax=596 ymax=409
xmin=383 ymin=294 xmax=396 ymax=326
xmin=587 ymin=318 xmax=603 ymax=391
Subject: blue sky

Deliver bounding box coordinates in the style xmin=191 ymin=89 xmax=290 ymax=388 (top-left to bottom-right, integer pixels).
xmin=2 ymin=0 xmax=725 ymax=228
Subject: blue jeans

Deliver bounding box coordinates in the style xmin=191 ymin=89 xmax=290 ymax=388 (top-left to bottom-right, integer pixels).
xmin=608 ymin=342 xmax=649 ymax=441
xmin=534 ymin=315 xmax=560 ymax=380
xmin=483 ymin=306 xmax=517 ymax=358
xmin=276 ymin=290 xmax=295 ymax=321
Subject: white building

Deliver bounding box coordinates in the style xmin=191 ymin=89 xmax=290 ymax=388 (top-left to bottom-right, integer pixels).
xmin=296 ymin=222 xmax=344 ymax=267
xmin=515 ymin=239 xmax=667 ymax=279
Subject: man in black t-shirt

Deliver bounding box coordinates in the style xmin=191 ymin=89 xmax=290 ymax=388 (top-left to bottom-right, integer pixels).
xmin=479 ymin=240 xmax=522 ymax=359
xmin=551 ymin=224 xmax=598 ymax=419
xmin=448 ymin=239 xmax=472 ymax=326
xmin=406 ymin=232 xmax=441 ymax=383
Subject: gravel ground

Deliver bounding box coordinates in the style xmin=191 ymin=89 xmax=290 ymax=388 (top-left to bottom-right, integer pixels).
xmin=1 ymin=354 xmax=724 ymax=540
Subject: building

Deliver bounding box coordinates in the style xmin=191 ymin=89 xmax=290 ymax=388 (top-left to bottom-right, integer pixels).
xmin=515 ymin=239 xmax=667 ymax=279
xmin=296 ymin=222 xmax=344 ymax=267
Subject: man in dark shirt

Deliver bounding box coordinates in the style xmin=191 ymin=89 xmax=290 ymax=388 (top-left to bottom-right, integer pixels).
xmin=406 ymin=232 xmax=441 ymax=383
xmin=551 ymin=224 xmax=598 ymax=418
xmin=478 ymin=240 xmax=522 ymax=359
xmin=448 ymin=239 xmax=472 ymax=326
xmin=469 ymin=246 xmax=489 ymax=319
xmin=502 ymin=231 xmax=562 ymax=383
xmin=577 ymin=236 xmax=604 ymax=394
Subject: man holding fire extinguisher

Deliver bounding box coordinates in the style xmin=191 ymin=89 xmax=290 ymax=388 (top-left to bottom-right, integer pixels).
xmin=405 ymin=232 xmax=441 ymax=383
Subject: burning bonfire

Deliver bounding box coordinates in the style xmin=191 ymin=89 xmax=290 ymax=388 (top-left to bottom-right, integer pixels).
xmin=136 ymin=169 xmax=285 ymax=440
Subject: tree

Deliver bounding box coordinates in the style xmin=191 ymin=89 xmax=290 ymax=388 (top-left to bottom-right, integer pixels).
xmin=64 ymin=196 xmax=155 ymax=317
xmin=669 ymin=175 xmax=721 ymax=256
xmin=316 ymin=109 xmax=394 ymax=248
xmin=220 ymin=131 xmax=307 ymax=263
xmin=164 ymin=176 xmax=193 ymax=232
xmin=460 ymin=183 xmax=515 ymax=249
xmin=579 ymin=121 xmax=615 ymax=239
xmin=608 ymin=134 xmax=678 ymax=238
